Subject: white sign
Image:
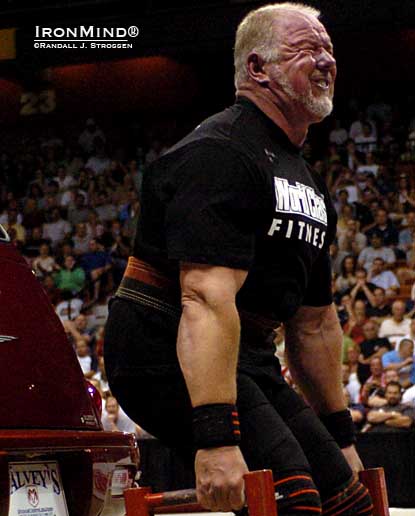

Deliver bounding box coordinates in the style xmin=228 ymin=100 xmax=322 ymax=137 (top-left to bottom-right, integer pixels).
xmin=9 ymin=461 xmax=69 ymax=516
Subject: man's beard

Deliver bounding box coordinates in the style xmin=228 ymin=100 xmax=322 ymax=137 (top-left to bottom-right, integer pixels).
xmin=275 ymin=69 xmax=333 ymax=120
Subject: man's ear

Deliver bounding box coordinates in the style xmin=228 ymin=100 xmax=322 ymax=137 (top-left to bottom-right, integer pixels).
xmin=247 ymin=53 xmax=270 ymax=86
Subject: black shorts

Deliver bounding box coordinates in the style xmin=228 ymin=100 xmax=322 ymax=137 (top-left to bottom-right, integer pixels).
xmin=104 ymin=297 xmax=353 ymax=497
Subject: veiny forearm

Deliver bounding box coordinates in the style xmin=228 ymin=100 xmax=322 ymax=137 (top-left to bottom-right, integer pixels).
xmin=285 ymin=304 xmax=346 ymax=414
xmin=177 ymin=299 xmax=240 ymax=407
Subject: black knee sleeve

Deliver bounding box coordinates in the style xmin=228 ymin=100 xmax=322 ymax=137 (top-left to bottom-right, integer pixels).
xmin=322 ymin=476 xmax=373 ymax=516
xmin=274 ymin=471 xmax=322 ymax=515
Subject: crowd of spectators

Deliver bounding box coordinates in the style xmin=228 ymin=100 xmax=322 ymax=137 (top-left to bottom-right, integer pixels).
xmin=1 ymin=93 xmax=415 ymax=435
xmin=276 ymin=95 xmax=415 ymax=433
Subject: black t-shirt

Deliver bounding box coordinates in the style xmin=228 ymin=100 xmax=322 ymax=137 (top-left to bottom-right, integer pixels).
xmin=357 ymin=337 xmax=392 ymax=384
xmin=133 ymin=97 xmax=338 ymax=378
xmin=366 ymin=304 xmax=391 ymax=318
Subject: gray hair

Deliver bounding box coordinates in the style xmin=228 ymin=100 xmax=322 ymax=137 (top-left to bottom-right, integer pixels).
xmin=234 ymin=3 xmax=321 ymax=89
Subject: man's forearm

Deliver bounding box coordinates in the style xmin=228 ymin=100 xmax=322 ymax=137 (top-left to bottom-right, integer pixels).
xmin=285 ymin=304 xmax=345 ymax=414
xmin=177 ymin=299 xmax=240 ymax=407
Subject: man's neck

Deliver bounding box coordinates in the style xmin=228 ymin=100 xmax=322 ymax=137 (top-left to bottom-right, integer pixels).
xmin=236 ymin=86 xmax=310 ymax=147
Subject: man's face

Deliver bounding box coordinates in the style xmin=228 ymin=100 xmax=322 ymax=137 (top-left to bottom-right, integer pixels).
xmin=385 ymin=385 xmax=401 ymax=406
xmin=363 ymin=322 xmax=378 ymax=340
xmin=399 ymin=340 xmax=414 ymax=359
xmin=374 ymin=288 xmax=385 ymax=305
xmin=376 ymin=210 xmax=388 ymax=225
xmin=385 ymin=370 xmax=399 ymax=383
xmin=105 ymin=398 xmax=119 ymax=415
xmin=371 ymin=235 xmax=382 ymax=249
xmin=407 ymin=212 xmax=415 ymax=227
xmin=370 ymin=358 xmax=383 ymax=376
xmin=392 ymin=301 xmax=406 ymax=318
xmin=264 ymin=11 xmax=336 ymax=122
xmin=75 ymin=315 xmax=87 ymax=331
xmin=372 ymin=259 xmax=384 ymax=275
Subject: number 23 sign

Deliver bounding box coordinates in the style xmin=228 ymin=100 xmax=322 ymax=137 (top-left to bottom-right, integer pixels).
xmin=20 ymin=89 xmax=56 ymax=116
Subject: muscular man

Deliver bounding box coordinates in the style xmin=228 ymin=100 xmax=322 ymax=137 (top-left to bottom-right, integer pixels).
xmin=104 ymin=4 xmax=372 ymax=515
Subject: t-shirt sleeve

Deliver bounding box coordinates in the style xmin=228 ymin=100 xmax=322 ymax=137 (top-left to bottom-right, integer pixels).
xmin=302 ymin=249 xmax=333 ymax=306
xmin=165 ymin=142 xmax=266 ymax=269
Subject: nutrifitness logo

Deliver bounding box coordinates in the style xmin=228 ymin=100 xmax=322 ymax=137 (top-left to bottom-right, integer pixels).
xmin=33 ymin=25 xmax=140 ymax=49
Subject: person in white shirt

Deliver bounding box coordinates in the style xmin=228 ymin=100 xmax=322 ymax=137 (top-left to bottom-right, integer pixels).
xmin=75 ymin=337 xmax=94 ymax=378
xmin=379 ymin=300 xmax=411 ymax=348
xmin=42 ymin=208 xmax=71 ymax=248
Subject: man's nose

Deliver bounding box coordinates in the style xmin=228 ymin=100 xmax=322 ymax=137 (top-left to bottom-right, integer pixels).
xmin=316 ymin=49 xmax=336 ymax=69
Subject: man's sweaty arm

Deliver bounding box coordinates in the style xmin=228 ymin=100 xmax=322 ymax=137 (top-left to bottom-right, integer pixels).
xmin=284 ymin=303 xmax=364 ymax=475
xmin=177 ymin=262 xmax=249 ymax=512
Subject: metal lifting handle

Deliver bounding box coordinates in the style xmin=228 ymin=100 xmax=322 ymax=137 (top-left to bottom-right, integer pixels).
xmin=359 ymin=467 xmax=390 ymax=516
xmin=124 ymin=469 xmax=278 ymax=516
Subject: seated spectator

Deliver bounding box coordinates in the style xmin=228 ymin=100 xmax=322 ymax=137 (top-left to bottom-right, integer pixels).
xmin=334 ymin=255 xmax=357 ymax=295
xmin=22 ymin=226 xmax=51 ymax=258
xmin=92 ymin=355 xmax=110 ymax=396
xmin=366 ymin=287 xmax=392 ymax=320
xmin=63 ymin=313 xmax=96 ymax=353
xmin=360 ymin=357 xmax=386 ymax=407
xmin=83 ymin=209 xmax=102 ymax=236
xmin=21 ymin=198 xmax=45 ymax=232
xmin=354 ymin=121 xmax=377 ymax=155
xmin=338 ymin=219 xmax=367 ymax=255
xmin=101 ymin=395 xmax=138 ymax=434
xmin=343 ymin=299 xmax=369 ymax=345
xmin=364 ymin=208 xmax=399 ymax=247
xmin=382 ymin=338 xmax=415 ymax=389
xmin=80 ymin=239 xmax=112 ymax=300
xmin=329 ymin=119 xmax=348 ymax=146
xmin=356 ymin=152 xmax=379 ymax=180
xmin=78 ymin=118 xmax=106 ymax=155
xmin=398 ymin=210 xmax=415 ymax=254
xmin=75 ymin=337 xmax=95 ymax=379
xmin=54 ymin=166 xmax=75 ymax=193
xmin=42 ymin=274 xmax=61 ymax=306
xmin=54 ymin=255 xmax=86 ymax=295
xmin=337 ymin=203 xmax=357 ymax=236
xmin=349 ymin=112 xmax=376 ymax=142
xmin=402 ymin=380 xmax=415 ymax=407
xmin=366 ymin=381 xmax=415 ymax=432
xmin=32 ymin=243 xmax=59 ymax=278
xmin=367 ymin=257 xmax=399 ymax=296
xmin=55 ymin=290 xmax=84 ymax=321
xmin=379 ymin=300 xmax=411 ymax=347
xmin=93 ymin=191 xmax=118 ymax=223
xmin=344 ymin=139 xmax=365 ymax=172
xmin=4 ymin=207 xmax=26 ymax=244
xmin=343 ymin=387 xmax=366 ymax=431
xmin=349 ymin=267 xmax=376 ymax=305
xmin=67 ymin=192 xmax=90 ymax=226
xmin=358 ymin=232 xmax=396 ymax=271
xmin=345 ymin=347 xmax=361 ymax=403
xmin=72 ymin=222 xmax=92 ymax=256
xmin=329 ymin=241 xmax=349 ymax=276
xmin=358 ymin=320 xmax=392 ymax=384
xmin=85 ymin=137 xmax=111 ymax=175
xmin=42 ymin=207 xmax=71 ymax=249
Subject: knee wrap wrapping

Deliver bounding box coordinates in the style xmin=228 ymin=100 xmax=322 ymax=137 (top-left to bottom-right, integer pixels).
xmin=273 ymin=471 xmax=322 ymax=515
xmin=322 ymin=476 xmax=373 ymax=516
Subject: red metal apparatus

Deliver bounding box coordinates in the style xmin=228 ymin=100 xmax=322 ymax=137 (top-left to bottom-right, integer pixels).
xmin=359 ymin=467 xmax=390 ymax=516
xmin=124 ymin=469 xmax=277 ymax=516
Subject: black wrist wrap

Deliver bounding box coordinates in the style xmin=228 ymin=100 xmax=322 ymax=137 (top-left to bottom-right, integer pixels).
xmin=320 ymin=409 xmax=356 ymax=448
xmin=192 ymin=403 xmax=241 ymax=449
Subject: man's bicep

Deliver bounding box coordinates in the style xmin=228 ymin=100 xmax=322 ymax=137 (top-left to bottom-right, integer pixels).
xmin=180 ymin=262 xmax=248 ymax=305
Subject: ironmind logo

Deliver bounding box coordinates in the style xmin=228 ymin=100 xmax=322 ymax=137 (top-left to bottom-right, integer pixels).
xmin=273 ymin=177 xmax=327 ymax=225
